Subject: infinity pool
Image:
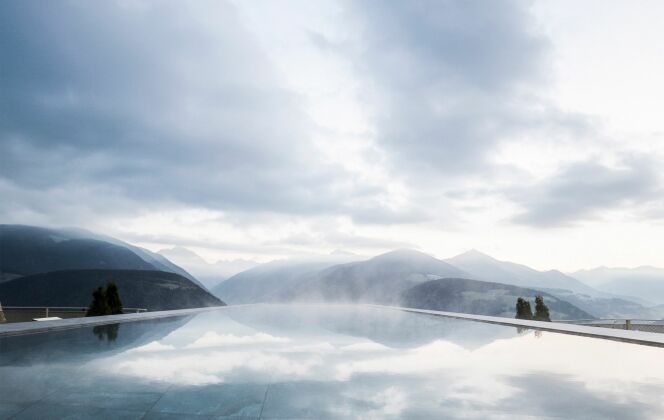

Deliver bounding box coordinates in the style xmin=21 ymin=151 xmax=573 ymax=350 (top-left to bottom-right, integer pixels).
xmin=1 ymin=304 xmax=663 ymax=419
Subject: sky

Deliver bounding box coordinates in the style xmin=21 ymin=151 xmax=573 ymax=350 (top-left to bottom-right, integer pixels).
xmin=2 ymin=0 xmax=664 ymax=271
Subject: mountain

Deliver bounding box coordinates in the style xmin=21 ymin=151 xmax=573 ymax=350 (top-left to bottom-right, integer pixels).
xmin=400 ymin=278 xmax=594 ymax=320
xmin=0 ymin=225 xmax=203 ymax=288
xmin=158 ymin=246 xmax=258 ymax=289
xmin=446 ymin=250 xmax=599 ymax=296
xmin=239 ymin=249 xmax=593 ymax=320
xmin=572 ymin=266 xmax=664 ymax=305
xmin=0 ymin=269 xmax=224 ymax=311
xmin=283 ymin=249 xmax=469 ymax=304
xmin=213 ymin=253 xmax=362 ymax=304
xmin=547 ymin=289 xmax=664 ymax=319
xmin=445 ymin=250 xmax=663 ymax=318
xmin=214 ymin=248 xmax=606 ymax=319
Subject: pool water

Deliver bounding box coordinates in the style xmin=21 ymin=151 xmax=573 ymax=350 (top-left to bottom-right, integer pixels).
xmin=1 ymin=304 xmax=663 ymax=419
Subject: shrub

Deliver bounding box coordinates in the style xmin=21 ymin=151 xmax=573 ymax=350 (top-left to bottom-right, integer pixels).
xmin=515 ymin=297 xmax=533 ymax=320
xmin=533 ymin=295 xmax=551 ymax=322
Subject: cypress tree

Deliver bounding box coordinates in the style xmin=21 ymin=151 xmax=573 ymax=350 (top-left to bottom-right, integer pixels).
xmin=105 ymin=282 xmax=123 ymax=315
xmin=86 ymin=286 xmax=110 ymax=317
xmin=533 ymin=295 xmax=551 ymax=321
xmin=515 ymin=297 xmax=533 ymax=320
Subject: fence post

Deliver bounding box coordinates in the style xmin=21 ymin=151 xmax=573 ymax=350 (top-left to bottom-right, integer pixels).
xmin=0 ymin=301 xmax=6 ymax=323
xmin=625 ymin=319 xmax=631 ymax=330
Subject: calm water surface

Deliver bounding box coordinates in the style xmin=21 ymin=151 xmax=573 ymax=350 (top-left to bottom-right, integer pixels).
xmin=1 ymin=304 xmax=663 ymax=419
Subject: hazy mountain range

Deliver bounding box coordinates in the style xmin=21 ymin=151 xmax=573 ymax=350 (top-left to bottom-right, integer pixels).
xmin=214 ymin=252 xmax=363 ymax=304
xmin=446 ymin=250 xmax=600 ymax=296
xmin=158 ymin=246 xmax=258 ymax=289
xmin=213 ymin=248 xmax=664 ymax=319
xmin=279 ymin=249 xmax=466 ymax=304
xmin=3 ymin=224 xmax=664 ymax=319
xmin=442 ymin=249 xmax=663 ymax=318
xmin=572 ymin=266 xmax=664 ymax=305
xmin=215 ymin=249 xmax=596 ymax=319
xmin=401 ymin=278 xmax=592 ymax=320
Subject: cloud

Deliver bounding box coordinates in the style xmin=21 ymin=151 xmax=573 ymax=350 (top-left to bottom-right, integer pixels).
xmin=502 ymin=374 xmax=653 ymax=420
xmin=0 ymin=0 xmax=590 ymax=231
xmin=186 ymin=332 xmax=289 ymax=349
xmin=0 ymin=1 xmax=388 ymax=224
xmin=4 ymin=0 xmax=662 ymax=263
xmin=343 ymin=0 xmax=587 ymax=177
xmin=339 ymin=342 xmax=389 ymax=352
xmin=127 ymin=341 xmax=176 ymax=353
xmin=510 ymin=156 xmax=661 ymax=227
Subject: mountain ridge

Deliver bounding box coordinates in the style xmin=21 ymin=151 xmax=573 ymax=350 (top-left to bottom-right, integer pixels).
xmin=284 ymin=249 xmax=467 ymax=304
xmin=401 ymin=278 xmax=594 ymax=320
xmin=0 ymin=224 xmax=204 ymax=288
xmin=158 ymin=246 xmax=259 ymax=289
xmin=214 ymin=248 xmax=661 ymax=319
xmin=213 ymin=253 xmax=363 ymax=304
xmin=571 ymin=266 xmax=664 ymax=305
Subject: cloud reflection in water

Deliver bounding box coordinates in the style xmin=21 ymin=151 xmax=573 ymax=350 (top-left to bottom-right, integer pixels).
xmin=87 ymin=305 xmax=664 ymax=418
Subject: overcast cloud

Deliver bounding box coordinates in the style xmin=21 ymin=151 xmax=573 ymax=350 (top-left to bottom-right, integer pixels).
xmin=2 ymin=0 xmax=664 ymax=269
xmin=0 ymin=1 xmax=374 ymax=217
xmin=348 ymin=0 xmax=552 ymax=174
xmin=510 ymin=156 xmax=662 ymax=227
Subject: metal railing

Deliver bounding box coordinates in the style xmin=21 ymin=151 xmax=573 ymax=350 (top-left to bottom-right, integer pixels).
xmin=555 ymin=319 xmax=664 ymax=334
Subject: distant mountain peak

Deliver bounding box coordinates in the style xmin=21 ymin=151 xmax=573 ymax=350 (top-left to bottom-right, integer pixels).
xmin=158 ymin=246 xmax=209 ymax=264
xmin=371 ymin=249 xmax=434 ymax=261
xmin=159 ymin=245 xmax=199 ymax=257
xmin=448 ymin=249 xmax=496 ymax=262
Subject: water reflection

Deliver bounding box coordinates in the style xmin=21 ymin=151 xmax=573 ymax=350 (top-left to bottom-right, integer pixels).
xmin=92 ymin=323 xmax=119 ymax=342
xmin=0 ymin=315 xmax=193 ymax=365
xmin=1 ymin=305 xmax=663 ymax=419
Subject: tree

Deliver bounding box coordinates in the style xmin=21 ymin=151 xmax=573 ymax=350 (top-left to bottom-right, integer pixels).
xmin=105 ymin=282 xmax=123 ymax=315
xmin=515 ymin=297 xmax=533 ymax=320
xmin=86 ymin=286 xmax=109 ymax=316
xmin=86 ymin=282 xmax=124 ymax=317
xmin=533 ymin=295 xmax=551 ymax=322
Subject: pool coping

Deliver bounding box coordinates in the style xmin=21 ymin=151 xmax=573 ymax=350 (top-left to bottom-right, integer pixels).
xmin=2 ymin=303 xmax=663 ymax=348
xmin=0 ymin=306 xmax=228 ymax=337
xmin=373 ymin=305 xmax=664 ymax=348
